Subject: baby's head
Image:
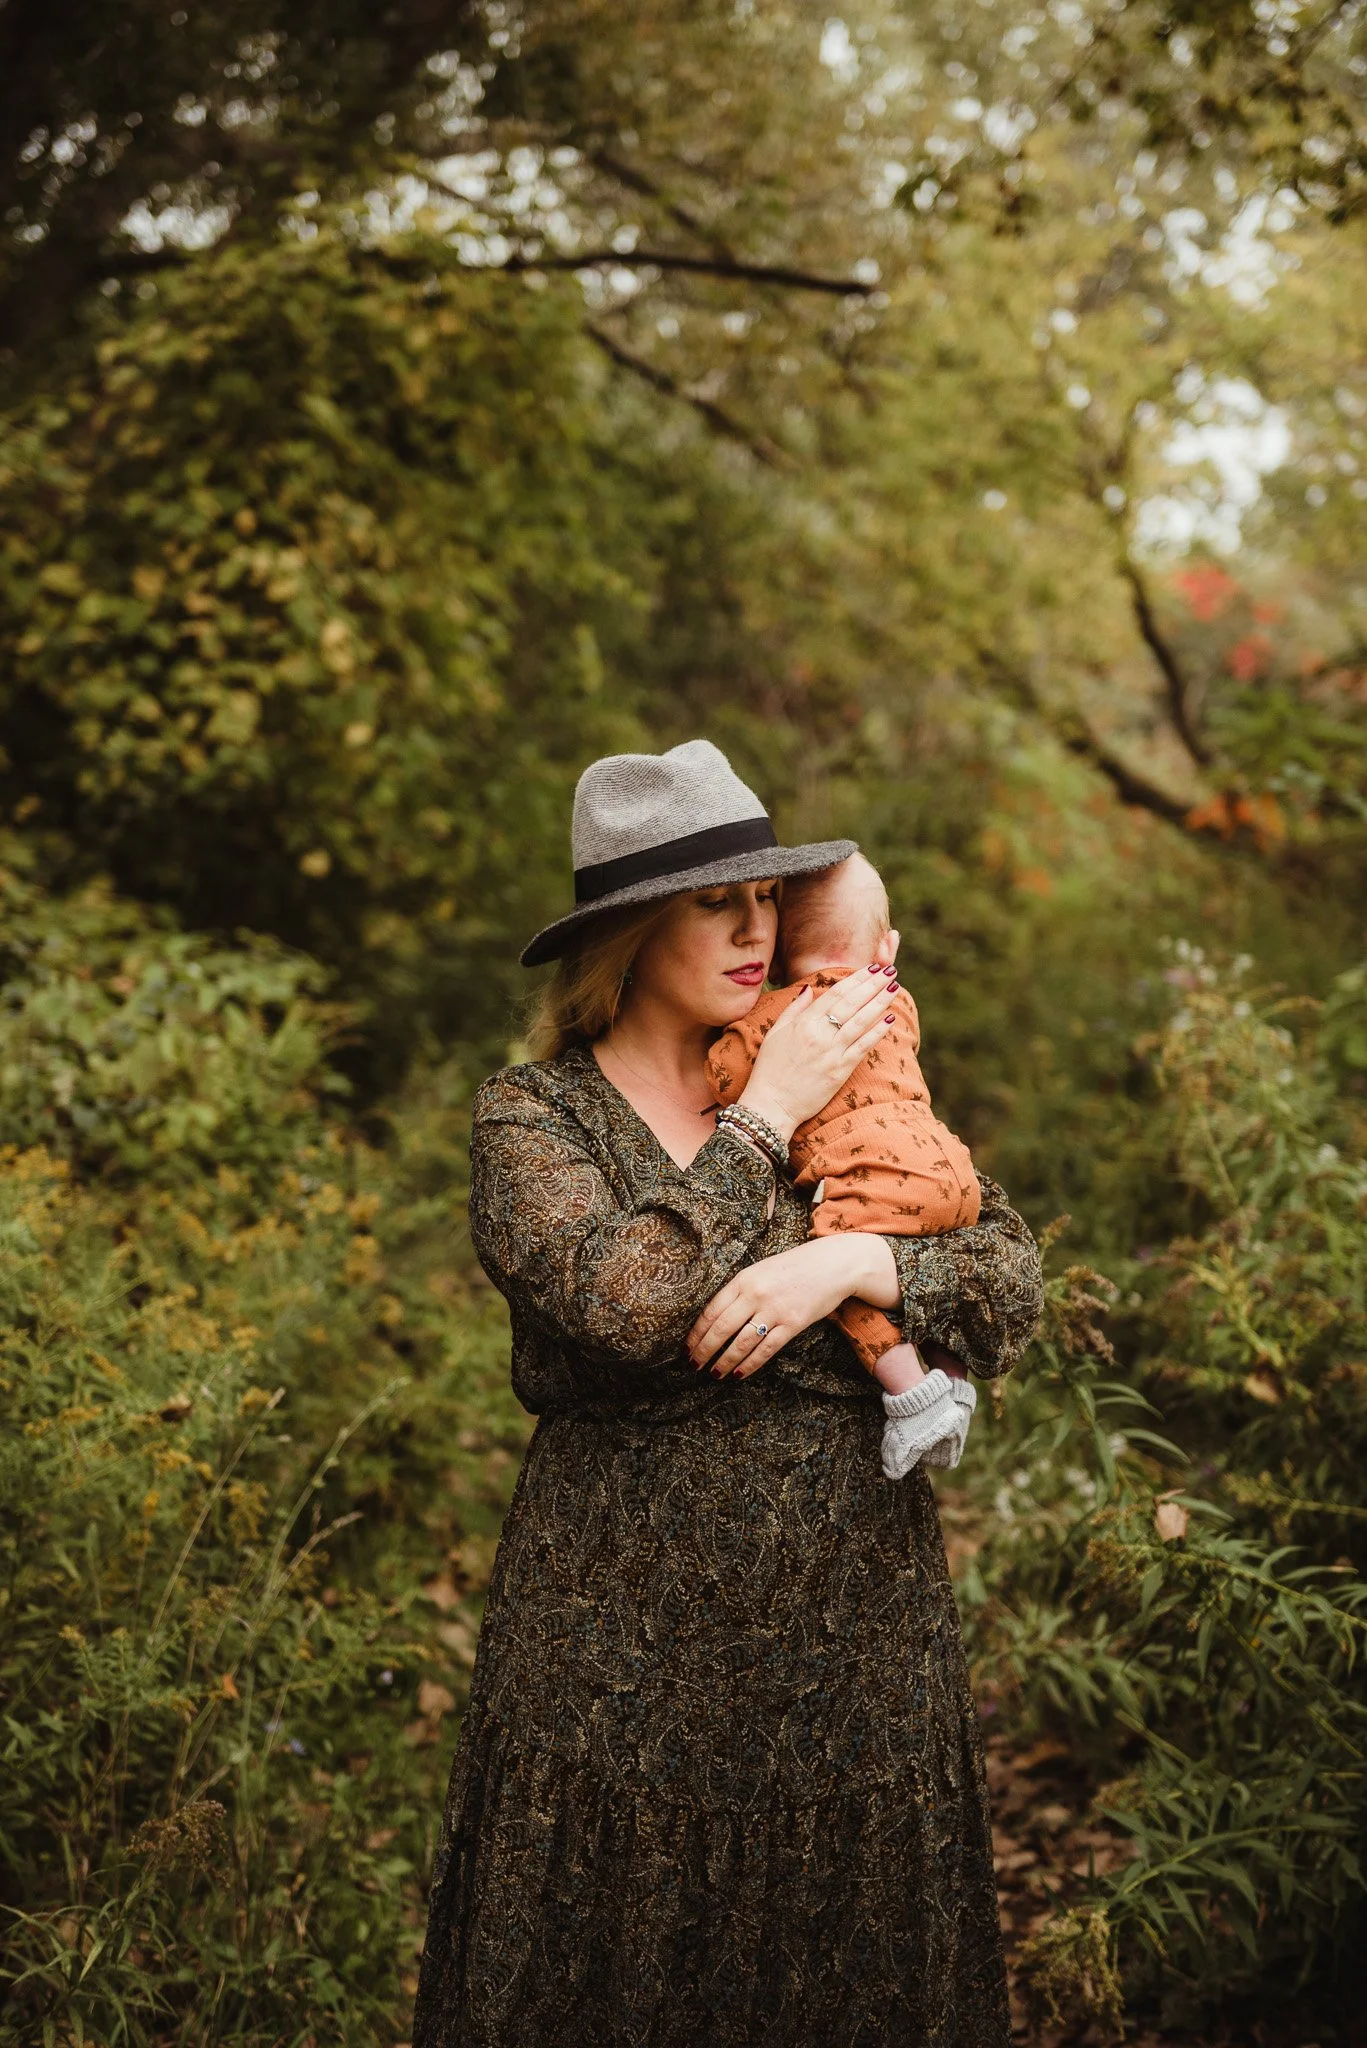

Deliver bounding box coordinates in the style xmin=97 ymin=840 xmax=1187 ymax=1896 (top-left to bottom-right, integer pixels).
xmin=778 ymin=852 xmax=898 ymax=981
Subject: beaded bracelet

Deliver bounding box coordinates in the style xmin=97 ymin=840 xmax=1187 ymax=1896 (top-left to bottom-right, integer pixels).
xmin=716 ymin=1102 xmax=790 ymax=1170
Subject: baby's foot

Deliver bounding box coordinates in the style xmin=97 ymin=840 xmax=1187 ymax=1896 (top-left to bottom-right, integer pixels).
xmin=880 ymin=1369 xmax=956 ymax=1480
xmin=922 ymin=1376 xmax=977 ymax=1470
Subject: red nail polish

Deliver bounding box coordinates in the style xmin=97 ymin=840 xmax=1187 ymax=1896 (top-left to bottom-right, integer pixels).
xmin=867 ymin=963 xmax=880 ymax=973
xmin=881 ymin=964 xmax=895 ymax=975
xmin=884 ymin=1012 xmax=895 ymax=1023
xmin=889 ymin=982 xmax=899 ymax=993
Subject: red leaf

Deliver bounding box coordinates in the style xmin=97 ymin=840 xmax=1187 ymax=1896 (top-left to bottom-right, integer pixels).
xmin=1172 ymin=563 xmax=1239 ymax=621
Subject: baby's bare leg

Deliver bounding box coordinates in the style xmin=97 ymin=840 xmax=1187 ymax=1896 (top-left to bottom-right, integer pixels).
xmin=921 ymin=1338 xmax=969 ymax=1382
xmin=871 ymin=1341 xmax=927 ymax=1395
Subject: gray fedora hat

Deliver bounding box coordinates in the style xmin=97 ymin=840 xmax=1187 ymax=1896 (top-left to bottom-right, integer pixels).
xmin=520 ymin=739 xmax=857 ymax=967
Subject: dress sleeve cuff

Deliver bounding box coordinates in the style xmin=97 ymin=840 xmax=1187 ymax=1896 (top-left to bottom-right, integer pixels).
xmin=688 ymin=1122 xmax=778 ymax=1215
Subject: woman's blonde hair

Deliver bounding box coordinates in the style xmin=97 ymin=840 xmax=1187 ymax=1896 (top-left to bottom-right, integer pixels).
xmin=526 ymin=896 xmax=679 ymax=1060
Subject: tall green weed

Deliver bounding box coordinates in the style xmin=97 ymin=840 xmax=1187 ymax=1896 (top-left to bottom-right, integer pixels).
xmin=959 ymin=956 xmax=1367 ymax=2034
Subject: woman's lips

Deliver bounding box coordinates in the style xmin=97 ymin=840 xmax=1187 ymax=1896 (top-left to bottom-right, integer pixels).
xmin=725 ymin=964 xmax=765 ymax=987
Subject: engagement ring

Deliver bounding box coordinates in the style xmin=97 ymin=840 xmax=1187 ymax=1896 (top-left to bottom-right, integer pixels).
xmin=752 ymin=1322 xmax=769 ymax=1339
xmin=825 ymin=1013 xmax=841 ymax=1029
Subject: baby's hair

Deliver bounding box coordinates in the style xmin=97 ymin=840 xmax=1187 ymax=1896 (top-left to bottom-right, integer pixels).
xmin=778 ymin=852 xmax=889 ymax=976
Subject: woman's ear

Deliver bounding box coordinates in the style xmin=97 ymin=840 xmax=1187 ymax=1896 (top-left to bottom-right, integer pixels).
xmin=874 ymin=927 xmax=900 ymax=969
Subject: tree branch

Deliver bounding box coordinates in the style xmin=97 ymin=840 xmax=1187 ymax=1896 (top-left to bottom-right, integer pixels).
xmin=585 ymin=322 xmax=792 ymax=469
xmin=500 ymin=249 xmax=876 ymax=295
xmin=1059 ymin=727 xmax=1193 ymax=827
xmin=975 ymin=643 xmax=1199 ymax=829
xmin=1118 ymin=552 xmax=1212 ymax=767
xmin=588 ymin=150 xmax=736 ymax=263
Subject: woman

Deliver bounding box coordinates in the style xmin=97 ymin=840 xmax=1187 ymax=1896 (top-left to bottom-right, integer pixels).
xmin=413 ymin=740 xmax=1042 ymax=2048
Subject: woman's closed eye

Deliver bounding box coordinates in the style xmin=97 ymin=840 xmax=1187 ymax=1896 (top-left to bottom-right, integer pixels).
xmin=698 ymin=888 xmax=778 ymax=911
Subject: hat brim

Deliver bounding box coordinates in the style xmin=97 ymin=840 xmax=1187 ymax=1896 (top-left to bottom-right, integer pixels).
xmin=519 ymin=839 xmax=859 ymax=967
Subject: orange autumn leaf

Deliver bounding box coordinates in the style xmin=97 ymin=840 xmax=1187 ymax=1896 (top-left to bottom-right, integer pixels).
xmin=1172 ymin=563 xmax=1239 ymax=621
xmin=1186 ymin=791 xmax=1284 ymax=849
xmin=1232 ymin=792 xmax=1286 ymax=849
xmin=1227 ymin=632 xmax=1274 ymax=683
xmin=1185 ymin=793 xmax=1237 ymax=838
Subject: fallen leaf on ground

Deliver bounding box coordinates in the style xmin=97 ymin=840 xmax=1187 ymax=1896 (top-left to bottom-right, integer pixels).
xmin=420 ymin=1574 xmax=461 ymax=1611
xmin=438 ymin=1617 xmax=478 ymax=1665
xmin=417 ymin=1678 xmax=456 ymax=1720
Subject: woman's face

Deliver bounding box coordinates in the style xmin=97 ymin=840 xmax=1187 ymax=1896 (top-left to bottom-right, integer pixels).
xmin=630 ymin=881 xmax=779 ymax=1031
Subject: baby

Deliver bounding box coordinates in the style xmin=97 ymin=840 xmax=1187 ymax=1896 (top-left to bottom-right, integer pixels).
xmin=706 ymin=853 xmax=981 ymax=1479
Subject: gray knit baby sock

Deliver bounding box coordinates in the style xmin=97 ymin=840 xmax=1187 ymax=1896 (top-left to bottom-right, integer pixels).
xmin=922 ymin=1376 xmax=978 ymax=1470
xmin=880 ymin=1369 xmax=957 ymax=1480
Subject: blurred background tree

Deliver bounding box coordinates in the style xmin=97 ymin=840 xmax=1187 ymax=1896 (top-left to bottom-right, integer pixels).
xmin=1 ymin=2 xmax=1364 ymax=2041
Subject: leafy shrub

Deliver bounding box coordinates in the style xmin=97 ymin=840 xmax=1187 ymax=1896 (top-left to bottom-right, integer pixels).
xmin=958 ymin=962 xmax=1367 ymax=2033
xmin=0 ymin=1142 xmax=413 ymax=2044
xmin=0 ymin=864 xmax=531 ymax=2045
xmin=0 ymin=834 xmax=347 ymax=1187
xmin=0 ymin=231 xmax=662 ymax=1064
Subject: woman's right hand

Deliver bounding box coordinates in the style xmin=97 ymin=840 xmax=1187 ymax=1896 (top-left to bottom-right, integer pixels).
xmin=739 ymin=967 xmax=897 ymax=1137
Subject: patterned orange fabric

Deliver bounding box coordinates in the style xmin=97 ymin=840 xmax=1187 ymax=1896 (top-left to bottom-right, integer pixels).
xmin=706 ymin=969 xmax=980 ymax=1372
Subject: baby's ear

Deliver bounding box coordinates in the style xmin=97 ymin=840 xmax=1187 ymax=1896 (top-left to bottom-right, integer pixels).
xmin=874 ymin=927 xmax=900 ymax=968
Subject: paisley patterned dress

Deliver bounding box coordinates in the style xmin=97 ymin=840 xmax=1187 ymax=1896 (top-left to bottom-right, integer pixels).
xmin=413 ymin=1045 xmax=1042 ymax=2048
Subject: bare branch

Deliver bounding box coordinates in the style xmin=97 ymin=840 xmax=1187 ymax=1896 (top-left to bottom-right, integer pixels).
xmin=1117 ymin=552 xmax=1212 ymax=768
xmin=585 ymin=322 xmax=792 ymax=469
xmin=975 ymin=642 xmax=1199 ymax=829
xmin=588 ymin=150 xmax=736 ymax=262
xmin=1059 ymin=727 xmax=1193 ymax=827
xmin=500 ymin=249 xmax=876 ymax=295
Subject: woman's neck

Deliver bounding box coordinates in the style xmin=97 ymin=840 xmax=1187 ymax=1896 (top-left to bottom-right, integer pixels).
xmin=596 ymin=996 xmax=716 ymax=1106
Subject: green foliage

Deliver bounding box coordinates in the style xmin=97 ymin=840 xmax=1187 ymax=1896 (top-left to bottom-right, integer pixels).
xmin=0 ymin=869 xmax=528 ymax=2044
xmin=0 ymin=1142 xmax=413 ymax=2044
xmin=0 ymin=232 xmax=648 ymax=1063
xmin=0 ymin=833 xmax=345 ymax=1185
xmin=1015 ymin=1905 xmax=1124 ymax=2043
xmin=960 ymin=972 xmax=1367 ymax=2030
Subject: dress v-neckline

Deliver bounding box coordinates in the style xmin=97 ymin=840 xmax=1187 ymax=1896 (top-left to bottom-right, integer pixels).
xmin=578 ymin=1043 xmax=717 ymax=1174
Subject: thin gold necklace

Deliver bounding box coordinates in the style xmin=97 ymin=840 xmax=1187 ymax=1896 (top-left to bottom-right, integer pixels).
xmin=598 ymin=1040 xmax=718 ymax=1117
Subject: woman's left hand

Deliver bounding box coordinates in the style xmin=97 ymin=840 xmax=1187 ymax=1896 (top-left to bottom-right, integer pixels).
xmin=687 ymin=1235 xmax=899 ymax=1379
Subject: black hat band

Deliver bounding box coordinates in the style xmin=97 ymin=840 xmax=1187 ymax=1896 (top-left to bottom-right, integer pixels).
xmin=573 ymin=816 xmax=778 ymax=904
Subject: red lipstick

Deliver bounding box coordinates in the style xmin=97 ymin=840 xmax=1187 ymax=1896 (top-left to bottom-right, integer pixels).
xmin=725 ymin=963 xmax=765 ymax=987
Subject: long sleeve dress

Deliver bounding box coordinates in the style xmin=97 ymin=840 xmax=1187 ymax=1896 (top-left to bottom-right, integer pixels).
xmin=412 ymin=1044 xmax=1043 ymax=2048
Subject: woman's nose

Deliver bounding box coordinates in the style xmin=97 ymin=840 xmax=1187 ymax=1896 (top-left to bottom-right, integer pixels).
xmin=732 ymin=892 xmax=771 ymax=943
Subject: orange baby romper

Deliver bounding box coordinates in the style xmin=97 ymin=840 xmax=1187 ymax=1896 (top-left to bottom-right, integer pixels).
xmin=705 ymin=968 xmax=980 ymax=1372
